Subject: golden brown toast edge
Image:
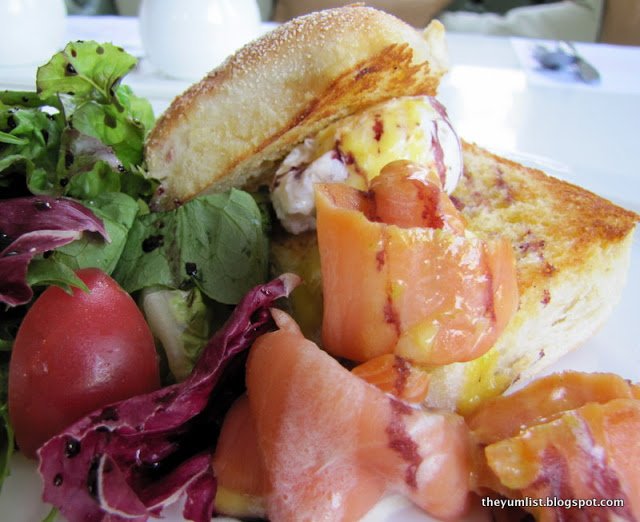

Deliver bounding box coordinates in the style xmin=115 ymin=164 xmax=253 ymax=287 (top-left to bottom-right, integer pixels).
xmin=454 ymin=141 xmax=638 ymax=287
xmin=424 ymin=141 xmax=639 ymax=413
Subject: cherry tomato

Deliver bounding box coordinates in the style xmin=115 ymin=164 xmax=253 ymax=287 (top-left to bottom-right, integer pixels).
xmin=8 ymin=268 xmax=160 ymax=458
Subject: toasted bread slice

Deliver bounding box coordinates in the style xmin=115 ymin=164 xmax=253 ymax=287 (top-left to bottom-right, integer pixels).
xmin=424 ymin=142 xmax=638 ymax=413
xmin=145 ymin=6 xmax=448 ymax=209
xmin=271 ymin=142 xmax=638 ymax=414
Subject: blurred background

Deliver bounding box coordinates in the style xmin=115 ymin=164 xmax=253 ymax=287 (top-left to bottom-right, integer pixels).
xmin=65 ymin=0 xmax=639 ymax=46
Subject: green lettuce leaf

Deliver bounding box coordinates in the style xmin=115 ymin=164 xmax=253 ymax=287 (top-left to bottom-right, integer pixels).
xmin=0 ymin=41 xmax=155 ymax=202
xmin=26 ymin=258 xmax=89 ymax=294
xmin=117 ymin=84 xmax=154 ymax=130
xmin=56 ymin=128 xmax=155 ymax=200
xmin=22 ymin=192 xmax=139 ymax=296
xmin=0 ymin=91 xmax=59 ymax=109
xmin=140 ymin=287 xmax=214 ymax=381
xmin=0 ymin=103 xmax=63 ymax=195
xmin=113 ymin=190 xmax=269 ymax=304
xmin=37 ymin=41 xmax=153 ymax=174
xmin=51 ymin=192 xmax=140 ymax=275
xmin=42 ymin=507 xmax=59 ymax=522
xmin=36 ymin=41 xmax=136 ymax=103
xmin=70 ymin=99 xmax=141 ymax=170
xmin=65 ymin=160 xmax=122 ymax=199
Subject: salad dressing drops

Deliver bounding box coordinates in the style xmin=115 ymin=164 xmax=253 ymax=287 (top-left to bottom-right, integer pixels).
xmin=64 ymin=438 xmax=81 ymax=458
xmin=142 ymin=235 xmax=164 ymax=253
xmin=185 ymin=262 xmax=198 ymax=277
xmin=0 ymin=233 xmax=13 ymax=251
xmin=34 ymin=200 xmax=53 ymax=211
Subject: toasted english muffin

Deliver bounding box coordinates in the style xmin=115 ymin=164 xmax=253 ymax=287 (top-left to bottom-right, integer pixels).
xmin=145 ymin=5 xmax=448 ymax=209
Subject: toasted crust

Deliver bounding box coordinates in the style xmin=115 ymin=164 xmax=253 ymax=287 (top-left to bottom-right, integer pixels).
xmin=453 ymin=142 xmax=638 ymax=295
xmin=145 ymin=6 xmax=448 ymax=209
xmin=424 ymin=142 xmax=639 ymax=413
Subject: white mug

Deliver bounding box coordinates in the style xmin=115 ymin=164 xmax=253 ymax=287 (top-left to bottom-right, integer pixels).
xmin=0 ymin=0 xmax=67 ymax=67
xmin=139 ymin=0 xmax=262 ymax=81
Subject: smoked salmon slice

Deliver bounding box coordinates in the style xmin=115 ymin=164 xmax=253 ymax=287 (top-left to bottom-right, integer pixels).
xmin=211 ymin=395 xmax=270 ymax=518
xmin=316 ymin=160 xmax=518 ymax=366
xmin=469 ymin=372 xmax=640 ymax=521
xmin=485 ymin=399 xmax=640 ymax=521
xmin=244 ymin=309 xmax=471 ymax=522
xmin=467 ymin=371 xmax=640 ymax=445
xmin=351 ymin=354 xmax=430 ymax=403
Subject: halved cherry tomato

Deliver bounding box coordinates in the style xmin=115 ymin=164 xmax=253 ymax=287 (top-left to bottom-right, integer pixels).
xmin=8 ymin=268 xmax=160 ymax=458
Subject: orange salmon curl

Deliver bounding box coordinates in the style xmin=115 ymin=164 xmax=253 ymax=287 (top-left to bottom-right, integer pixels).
xmin=316 ymin=160 xmax=519 ymax=366
xmin=467 ymin=372 xmax=640 ymax=521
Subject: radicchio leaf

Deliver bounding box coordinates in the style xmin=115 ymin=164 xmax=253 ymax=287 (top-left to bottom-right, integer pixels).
xmin=0 ymin=196 xmax=109 ymax=306
xmin=38 ymin=274 xmax=300 ymax=522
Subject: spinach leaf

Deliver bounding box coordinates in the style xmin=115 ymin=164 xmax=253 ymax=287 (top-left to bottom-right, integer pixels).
xmin=114 ymin=190 xmax=269 ymax=304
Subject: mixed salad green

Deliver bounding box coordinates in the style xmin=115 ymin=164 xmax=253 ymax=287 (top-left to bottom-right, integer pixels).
xmin=0 ymin=41 xmax=271 ymax=496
